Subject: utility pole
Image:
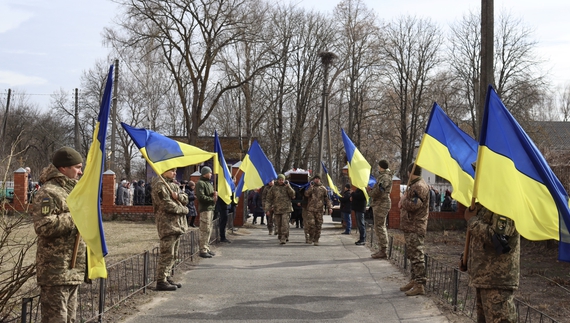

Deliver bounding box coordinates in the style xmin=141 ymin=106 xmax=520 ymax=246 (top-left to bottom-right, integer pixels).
xmin=74 ymin=88 xmax=80 ymax=151
xmin=479 ymin=0 xmax=494 ymax=138
xmin=318 ymin=52 xmax=337 ymax=175
xmin=1 ymin=89 xmax=11 ymax=156
xmin=110 ymin=59 xmax=119 ymax=172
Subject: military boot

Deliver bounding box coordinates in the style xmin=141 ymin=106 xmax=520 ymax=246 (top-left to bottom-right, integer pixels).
xmin=268 ymin=230 xmax=273 ymax=235
xmin=399 ymin=280 xmax=415 ymax=291
xmin=371 ymin=249 xmax=387 ymax=259
xmin=167 ymin=277 xmax=182 ymax=288
xmin=156 ymin=281 xmax=176 ymax=291
xmin=405 ymin=284 xmax=425 ymax=296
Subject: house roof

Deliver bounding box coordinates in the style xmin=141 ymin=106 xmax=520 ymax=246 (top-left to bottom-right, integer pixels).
xmin=527 ymin=121 xmax=570 ymax=151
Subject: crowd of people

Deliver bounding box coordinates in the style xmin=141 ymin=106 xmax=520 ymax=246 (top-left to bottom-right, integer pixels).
xmin=29 ymin=146 xmax=521 ymax=323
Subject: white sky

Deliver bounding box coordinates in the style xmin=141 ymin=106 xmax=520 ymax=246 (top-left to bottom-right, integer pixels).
xmin=1 ymin=0 xmax=569 ymax=110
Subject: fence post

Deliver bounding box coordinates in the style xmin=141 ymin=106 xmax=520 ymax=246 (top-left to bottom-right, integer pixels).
xmin=143 ymin=250 xmax=149 ymax=294
xmin=20 ymin=297 xmax=31 ymax=323
xmin=97 ymin=278 xmax=106 ymax=323
xmin=452 ymin=268 xmax=459 ymax=311
xmin=388 ymin=236 xmax=393 ymax=259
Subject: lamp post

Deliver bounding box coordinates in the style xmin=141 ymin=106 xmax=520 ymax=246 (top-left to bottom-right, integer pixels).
xmin=318 ymin=51 xmax=337 ymax=175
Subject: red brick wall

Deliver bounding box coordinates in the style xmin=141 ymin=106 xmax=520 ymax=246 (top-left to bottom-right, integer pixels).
xmin=12 ymin=169 xmax=28 ymax=212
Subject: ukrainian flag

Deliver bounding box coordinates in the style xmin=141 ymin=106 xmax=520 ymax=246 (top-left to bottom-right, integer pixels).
xmin=67 ymin=65 xmax=113 ymax=279
xmin=121 ymin=123 xmax=215 ymax=175
xmin=234 ymin=140 xmax=277 ymax=198
xmin=415 ymin=103 xmax=478 ymax=208
xmin=341 ymin=129 xmax=370 ymax=200
xmin=214 ymin=131 xmax=235 ymax=205
xmin=474 ymin=85 xmax=570 ymax=261
xmin=321 ymin=162 xmax=340 ymax=197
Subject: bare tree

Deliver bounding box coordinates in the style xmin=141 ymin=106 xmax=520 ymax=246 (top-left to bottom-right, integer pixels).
xmin=381 ymin=16 xmax=443 ymax=181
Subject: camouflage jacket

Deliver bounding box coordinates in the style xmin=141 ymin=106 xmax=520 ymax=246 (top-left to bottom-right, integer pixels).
xmin=195 ymin=175 xmax=215 ymax=212
xmin=32 ymin=164 xmax=85 ymax=286
xmin=151 ymin=176 xmax=189 ymax=238
xmin=304 ymin=182 xmax=332 ymax=213
xmin=399 ymin=177 xmax=429 ymax=234
xmin=370 ymin=169 xmax=392 ymax=209
xmin=267 ymin=183 xmax=295 ymax=214
xmin=467 ymin=205 xmax=520 ymax=289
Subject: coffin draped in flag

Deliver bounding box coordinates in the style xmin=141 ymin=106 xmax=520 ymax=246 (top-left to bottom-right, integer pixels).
xmin=415 ymin=103 xmax=478 ymax=208
xmin=67 ymin=65 xmax=113 ymax=279
xmin=473 ymin=85 xmax=570 ymax=262
xmin=121 ymin=123 xmax=215 ymax=175
xmin=321 ymin=162 xmax=340 ymax=197
xmin=234 ymin=140 xmax=277 ymax=198
xmin=214 ymin=131 xmax=235 ymax=205
xmin=341 ymin=129 xmax=371 ymax=200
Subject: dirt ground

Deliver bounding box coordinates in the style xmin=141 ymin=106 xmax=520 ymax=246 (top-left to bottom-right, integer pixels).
xmin=100 ymin=222 xmax=570 ymax=323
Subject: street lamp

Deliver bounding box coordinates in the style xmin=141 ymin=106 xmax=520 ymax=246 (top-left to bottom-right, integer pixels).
xmin=318 ymin=51 xmax=337 ymax=176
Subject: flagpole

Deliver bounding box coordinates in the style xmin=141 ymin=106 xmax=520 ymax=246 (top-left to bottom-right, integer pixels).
xmin=70 ymin=233 xmax=81 ymax=269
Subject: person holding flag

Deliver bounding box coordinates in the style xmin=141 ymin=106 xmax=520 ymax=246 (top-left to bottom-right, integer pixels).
xmin=398 ymin=163 xmax=430 ymax=296
xmin=196 ymin=166 xmax=218 ymax=258
xmin=32 ymin=147 xmax=85 ymax=323
xmin=367 ymin=159 xmax=393 ymax=259
xmin=151 ymin=168 xmax=189 ymax=291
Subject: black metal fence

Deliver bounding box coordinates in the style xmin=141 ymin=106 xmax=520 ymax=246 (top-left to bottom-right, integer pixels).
xmin=368 ymin=226 xmax=559 ymax=323
xmin=15 ymin=219 xmax=219 ymax=323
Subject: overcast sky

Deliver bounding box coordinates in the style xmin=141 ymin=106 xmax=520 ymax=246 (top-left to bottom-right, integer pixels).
xmin=1 ymin=0 xmax=569 ymax=110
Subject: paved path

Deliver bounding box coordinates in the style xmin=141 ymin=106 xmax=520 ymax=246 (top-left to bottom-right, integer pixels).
xmin=122 ymin=220 xmax=450 ymax=323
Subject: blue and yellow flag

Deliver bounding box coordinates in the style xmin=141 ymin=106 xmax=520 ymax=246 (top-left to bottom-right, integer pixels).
xmin=474 ymin=85 xmax=570 ymax=261
xmin=234 ymin=140 xmax=277 ymax=198
xmin=341 ymin=129 xmax=370 ymax=200
xmin=415 ymin=103 xmax=478 ymax=208
xmin=67 ymin=65 xmax=113 ymax=279
xmin=121 ymin=123 xmax=215 ymax=176
xmin=214 ymin=131 xmax=235 ymax=205
xmin=321 ymin=162 xmax=340 ymax=197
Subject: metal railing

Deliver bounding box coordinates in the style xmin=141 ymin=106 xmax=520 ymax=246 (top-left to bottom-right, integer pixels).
xmin=367 ymin=226 xmax=559 ymax=323
xmin=15 ymin=219 xmax=219 ymax=323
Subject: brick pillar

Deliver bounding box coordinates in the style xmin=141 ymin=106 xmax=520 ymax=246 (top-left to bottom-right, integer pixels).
xmin=388 ymin=178 xmax=401 ymax=229
xmin=13 ymin=168 xmax=28 ymax=212
xmin=102 ymin=170 xmax=116 ymax=207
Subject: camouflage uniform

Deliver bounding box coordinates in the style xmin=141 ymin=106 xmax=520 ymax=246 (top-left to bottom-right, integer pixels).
xmin=304 ymin=182 xmax=332 ymax=244
xmin=32 ymin=164 xmax=86 ymax=323
xmin=467 ymin=205 xmax=520 ymax=323
xmin=370 ymin=169 xmax=392 ymax=253
xmin=267 ymin=182 xmax=295 ymax=243
xmin=400 ymin=176 xmax=429 ymax=285
xmin=261 ymin=183 xmax=275 ymax=234
xmin=151 ymin=176 xmax=189 ymax=283
xmin=196 ymin=175 xmax=216 ymax=254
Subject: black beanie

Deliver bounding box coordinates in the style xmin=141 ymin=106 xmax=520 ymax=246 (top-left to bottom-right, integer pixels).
xmin=407 ymin=163 xmax=422 ymax=176
xmin=52 ymin=147 xmax=83 ymax=168
xmin=378 ymin=159 xmax=389 ymax=169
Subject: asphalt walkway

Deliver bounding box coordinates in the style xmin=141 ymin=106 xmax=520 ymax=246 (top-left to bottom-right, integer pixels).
xmin=122 ymin=219 xmax=451 ymax=323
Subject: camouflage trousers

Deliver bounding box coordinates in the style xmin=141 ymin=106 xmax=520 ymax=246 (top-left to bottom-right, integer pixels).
xmin=274 ymin=213 xmax=290 ymax=242
xmin=306 ymin=211 xmax=324 ymax=243
xmin=266 ymin=211 xmax=275 ymax=233
xmin=372 ymin=204 xmax=389 ymax=251
xmin=156 ymin=234 xmax=181 ymax=282
xmin=40 ymin=284 xmax=79 ymax=323
xmin=404 ymin=232 xmax=426 ymax=284
xmin=476 ymin=288 xmax=517 ymax=323
xmin=302 ymin=208 xmax=310 ymax=242
xmin=199 ymin=210 xmax=213 ymax=253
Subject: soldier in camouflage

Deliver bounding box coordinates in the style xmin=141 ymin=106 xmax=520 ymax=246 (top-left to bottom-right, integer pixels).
xmin=465 ymin=203 xmax=520 ymax=322
xmin=195 ymin=166 xmax=218 ymax=258
xmin=399 ymin=163 xmax=430 ymax=296
xmin=151 ymin=168 xmax=189 ymax=291
xmin=266 ymin=174 xmax=295 ymax=244
xmin=368 ymin=159 xmax=392 ymax=259
xmin=261 ymin=180 xmax=275 ymax=235
xmin=32 ymin=147 xmax=85 ymax=323
xmin=304 ymin=174 xmax=332 ymax=246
